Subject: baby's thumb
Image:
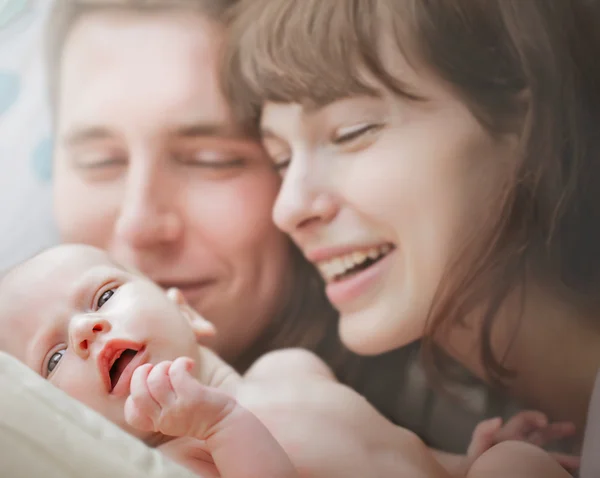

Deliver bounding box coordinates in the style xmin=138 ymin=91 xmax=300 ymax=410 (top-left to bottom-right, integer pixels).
xmin=467 ymin=417 xmax=503 ymax=460
xmin=195 ymin=346 xmax=242 ymax=396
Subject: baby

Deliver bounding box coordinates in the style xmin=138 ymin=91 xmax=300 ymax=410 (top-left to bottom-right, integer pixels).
xmin=0 ymin=245 xmax=576 ymax=478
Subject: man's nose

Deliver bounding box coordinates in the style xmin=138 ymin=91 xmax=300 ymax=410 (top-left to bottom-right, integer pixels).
xmin=114 ymin=163 xmax=184 ymax=249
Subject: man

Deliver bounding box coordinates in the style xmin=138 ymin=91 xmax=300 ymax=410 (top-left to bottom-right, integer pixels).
xmin=47 ymin=0 xmax=294 ymax=367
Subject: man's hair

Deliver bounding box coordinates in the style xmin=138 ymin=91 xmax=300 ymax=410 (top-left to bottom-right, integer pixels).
xmin=46 ymin=0 xmax=238 ymax=117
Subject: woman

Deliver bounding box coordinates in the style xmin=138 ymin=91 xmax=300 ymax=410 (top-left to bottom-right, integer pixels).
xmin=223 ymin=0 xmax=600 ymax=443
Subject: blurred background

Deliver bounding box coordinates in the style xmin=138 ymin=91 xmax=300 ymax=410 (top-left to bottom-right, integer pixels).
xmin=0 ymin=0 xmax=58 ymax=270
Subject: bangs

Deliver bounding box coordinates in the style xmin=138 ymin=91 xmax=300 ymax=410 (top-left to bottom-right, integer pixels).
xmin=222 ymin=0 xmax=421 ymax=127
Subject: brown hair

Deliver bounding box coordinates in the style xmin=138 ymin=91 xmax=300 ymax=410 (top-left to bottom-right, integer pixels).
xmin=222 ymin=0 xmax=600 ymax=384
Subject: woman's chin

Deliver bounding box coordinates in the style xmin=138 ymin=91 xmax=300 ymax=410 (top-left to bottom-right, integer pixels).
xmin=338 ymin=308 xmax=423 ymax=356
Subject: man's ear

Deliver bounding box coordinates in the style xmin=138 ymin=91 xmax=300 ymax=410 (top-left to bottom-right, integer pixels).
xmin=166 ymin=288 xmax=216 ymax=339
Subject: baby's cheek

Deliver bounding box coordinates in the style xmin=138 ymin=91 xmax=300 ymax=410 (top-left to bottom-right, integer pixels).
xmin=53 ymin=367 xmax=107 ymax=409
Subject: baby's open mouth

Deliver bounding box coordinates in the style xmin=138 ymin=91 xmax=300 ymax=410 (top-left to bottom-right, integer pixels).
xmin=108 ymin=349 xmax=138 ymax=392
xmin=99 ymin=340 xmax=146 ymax=395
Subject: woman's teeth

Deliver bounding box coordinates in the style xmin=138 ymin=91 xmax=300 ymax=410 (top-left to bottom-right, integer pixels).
xmin=317 ymin=244 xmax=393 ymax=282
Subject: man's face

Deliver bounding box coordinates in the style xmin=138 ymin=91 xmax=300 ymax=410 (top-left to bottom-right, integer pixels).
xmin=0 ymin=244 xmax=203 ymax=440
xmin=52 ymin=10 xmax=291 ymax=362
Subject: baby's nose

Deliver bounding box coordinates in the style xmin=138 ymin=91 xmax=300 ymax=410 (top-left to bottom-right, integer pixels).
xmin=70 ymin=316 xmax=111 ymax=358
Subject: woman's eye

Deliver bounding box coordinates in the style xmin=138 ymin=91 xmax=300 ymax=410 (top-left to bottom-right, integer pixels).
xmin=272 ymin=158 xmax=291 ymax=174
xmin=332 ymin=123 xmax=382 ymax=145
xmin=47 ymin=349 xmax=65 ymax=375
xmin=263 ymin=142 xmax=291 ymax=176
xmin=97 ymin=289 xmax=115 ymax=309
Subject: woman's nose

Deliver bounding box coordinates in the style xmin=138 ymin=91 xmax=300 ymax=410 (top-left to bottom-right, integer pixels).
xmin=272 ymin=156 xmax=339 ymax=236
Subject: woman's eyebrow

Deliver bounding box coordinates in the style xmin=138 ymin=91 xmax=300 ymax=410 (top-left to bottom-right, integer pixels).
xmin=260 ymin=127 xmax=279 ymax=140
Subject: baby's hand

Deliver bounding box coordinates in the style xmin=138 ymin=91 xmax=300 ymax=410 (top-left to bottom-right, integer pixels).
xmin=126 ymin=357 xmax=299 ymax=478
xmin=467 ymin=411 xmax=580 ymax=472
xmin=124 ymin=357 xmax=233 ymax=439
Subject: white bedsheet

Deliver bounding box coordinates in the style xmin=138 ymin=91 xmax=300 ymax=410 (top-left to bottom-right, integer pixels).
xmin=0 ymin=352 xmax=197 ymax=478
xmin=0 ymin=0 xmax=59 ymax=271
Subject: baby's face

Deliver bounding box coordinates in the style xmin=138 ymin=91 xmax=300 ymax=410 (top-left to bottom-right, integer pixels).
xmin=0 ymin=244 xmax=203 ymax=440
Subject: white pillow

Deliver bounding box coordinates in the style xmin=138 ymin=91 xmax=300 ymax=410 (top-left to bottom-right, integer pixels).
xmin=0 ymin=352 xmax=197 ymax=478
xmin=0 ymin=0 xmax=59 ymax=271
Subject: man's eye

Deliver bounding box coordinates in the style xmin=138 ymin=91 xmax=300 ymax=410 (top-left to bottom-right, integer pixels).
xmin=47 ymin=349 xmax=65 ymax=375
xmin=97 ymin=289 xmax=115 ymax=308
xmin=72 ymin=154 xmax=127 ymax=169
xmin=176 ymin=151 xmax=245 ymax=168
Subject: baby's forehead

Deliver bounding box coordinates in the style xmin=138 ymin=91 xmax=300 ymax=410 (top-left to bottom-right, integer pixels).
xmin=0 ymin=246 xmax=127 ymax=355
xmin=0 ymin=245 xmax=123 ymax=312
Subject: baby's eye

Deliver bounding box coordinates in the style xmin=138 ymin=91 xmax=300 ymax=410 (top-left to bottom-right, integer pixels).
xmin=47 ymin=349 xmax=65 ymax=375
xmin=97 ymin=289 xmax=115 ymax=309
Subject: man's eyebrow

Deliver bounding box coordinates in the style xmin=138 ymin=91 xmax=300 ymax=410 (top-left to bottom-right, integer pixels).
xmin=171 ymin=121 xmax=246 ymax=140
xmin=62 ymin=126 xmax=115 ymax=147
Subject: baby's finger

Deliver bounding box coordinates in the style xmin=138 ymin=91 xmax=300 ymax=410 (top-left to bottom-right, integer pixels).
xmin=169 ymin=357 xmax=233 ymax=420
xmin=527 ymin=421 xmax=577 ymax=447
xmin=146 ymin=361 xmax=175 ymax=407
xmin=495 ymin=411 xmax=548 ymax=442
xmin=549 ymin=452 xmax=581 ymax=472
xmin=168 ymin=357 xmax=197 ymax=397
xmin=126 ymin=364 xmax=159 ymax=430
xmin=467 ymin=417 xmax=503 ymax=460
xmin=124 ymin=395 xmax=155 ymax=431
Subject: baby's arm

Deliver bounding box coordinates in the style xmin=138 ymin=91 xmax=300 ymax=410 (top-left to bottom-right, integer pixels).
xmin=124 ymin=357 xmax=298 ymax=478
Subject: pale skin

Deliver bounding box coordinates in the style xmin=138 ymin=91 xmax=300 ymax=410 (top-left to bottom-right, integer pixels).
xmin=0 ymin=245 xmax=576 ymax=477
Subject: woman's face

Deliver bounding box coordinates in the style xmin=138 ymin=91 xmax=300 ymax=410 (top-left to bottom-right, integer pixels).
xmin=262 ymin=49 xmax=517 ymax=355
xmin=52 ymin=10 xmax=290 ymax=362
